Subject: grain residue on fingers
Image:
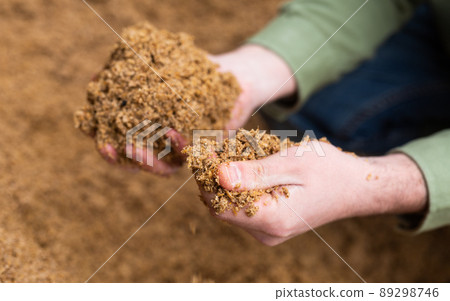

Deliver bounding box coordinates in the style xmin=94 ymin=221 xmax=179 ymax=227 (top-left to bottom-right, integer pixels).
xmin=182 ymin=129 xmax=299 ymax=217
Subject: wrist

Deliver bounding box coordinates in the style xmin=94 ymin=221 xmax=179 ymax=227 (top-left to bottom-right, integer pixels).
xmin=364 ymin=153 xmax=428 ymax=217
xmin=211 ymin=44 xmax=297 ymax=110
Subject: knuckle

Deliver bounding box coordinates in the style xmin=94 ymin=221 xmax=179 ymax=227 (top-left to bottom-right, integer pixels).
xmin=251 ymin=161 xmax=267 ymax=182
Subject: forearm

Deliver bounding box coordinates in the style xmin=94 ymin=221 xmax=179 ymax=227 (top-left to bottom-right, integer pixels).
xmin=361 ymin=154 xmax=427 ymax=217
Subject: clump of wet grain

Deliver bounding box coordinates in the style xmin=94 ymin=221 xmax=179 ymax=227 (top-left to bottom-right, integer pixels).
xmin=183 ymin=129 xmax=296 ymax=217
xmin=74 ymin=22 xmax=240 ymax=164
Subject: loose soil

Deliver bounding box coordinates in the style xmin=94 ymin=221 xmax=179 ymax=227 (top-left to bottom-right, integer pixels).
xmin=1 ymin=0 xmax=449 ymax=283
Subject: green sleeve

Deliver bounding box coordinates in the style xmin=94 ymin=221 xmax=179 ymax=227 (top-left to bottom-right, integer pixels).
xmin=248 ymin=0 xmax=418 ymax=121
xmin=393 ymin=130 xmax=450 ymax=233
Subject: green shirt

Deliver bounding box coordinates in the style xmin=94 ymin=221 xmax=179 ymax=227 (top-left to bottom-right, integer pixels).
xmin=248 ymin=0 xmax=450 ymax=233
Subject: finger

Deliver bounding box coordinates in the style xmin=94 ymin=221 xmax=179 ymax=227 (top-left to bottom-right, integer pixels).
xmin=201 ymin=190 xmax=276 ymax=231
xmin=199 ymin=188 xmax=249 ymax=223
xmin=126 ymin=144 xmax=180 ymax=176
xmin=201 ymin=185 xmax=304 ymax=245
xmin=217 ymin=148 xmax=300 ymax=191
xmin=98 ymin=144 xmax=118 ymax=164
xmin=165 ymin=129 xmax=188 ymax=154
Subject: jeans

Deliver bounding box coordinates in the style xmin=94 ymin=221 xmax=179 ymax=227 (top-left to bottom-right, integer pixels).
xmin=262 ymin=4 xmax=450 ymax=155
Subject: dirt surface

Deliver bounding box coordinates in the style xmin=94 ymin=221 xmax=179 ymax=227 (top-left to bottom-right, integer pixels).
xmin=75 ymin=22 xmax=239 ymax=164
xmin=1 ymin=0 xmax=450 ymax=283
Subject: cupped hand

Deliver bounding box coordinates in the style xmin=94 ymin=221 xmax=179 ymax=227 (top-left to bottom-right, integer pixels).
xmin=200 ymin=142 xmax=427 ymax=246
xmin=89 ymin=71 xmax=188 ymax=175
xmin=94 ymin=45 xmax=296 ymax=174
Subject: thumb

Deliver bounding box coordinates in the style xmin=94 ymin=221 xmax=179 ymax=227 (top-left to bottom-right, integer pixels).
xmin=217 ymin=152 xmax=300 ymax=191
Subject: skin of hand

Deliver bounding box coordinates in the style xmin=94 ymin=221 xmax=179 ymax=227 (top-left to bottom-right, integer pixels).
xmin=210 ymin=44 xmax=297 ymax=130
xmin=200 ymin=142 xmax=428 ymax=246
xmin=96 ymin=44 xmax=296 ymax=175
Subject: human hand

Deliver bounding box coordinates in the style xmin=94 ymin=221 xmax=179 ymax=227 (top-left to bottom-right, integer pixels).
xmin=200 ymin=142 xmax=427 ymax=246
xmin=96 ymin=45 xmax=296 ymax=175
xmin=88 ymin=72 xmax=188 ymax=175
xmin=209 ymin=44 xmax=297 ymax=130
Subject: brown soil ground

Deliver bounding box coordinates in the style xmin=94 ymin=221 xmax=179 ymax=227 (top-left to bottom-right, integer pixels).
xmin=0 ymin=0 xmax=449 ymax=282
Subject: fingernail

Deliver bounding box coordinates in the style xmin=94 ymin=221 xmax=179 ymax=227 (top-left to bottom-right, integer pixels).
xmin=225 ymin=164 xmax=241 ymax=188
xmin=100 ymin=144 xmax=116 ymax=164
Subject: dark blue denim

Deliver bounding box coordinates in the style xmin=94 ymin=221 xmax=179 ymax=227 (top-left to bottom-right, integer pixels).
xmin=262 ymin=4 xmax=450 ymax=155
